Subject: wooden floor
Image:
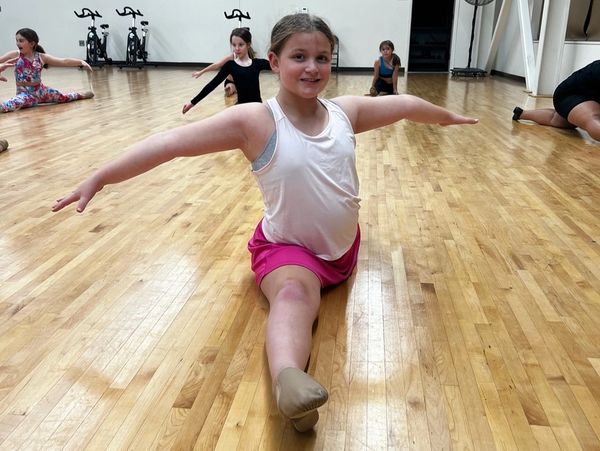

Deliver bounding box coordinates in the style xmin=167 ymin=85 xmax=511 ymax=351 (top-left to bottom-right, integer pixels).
xmin=1 ymin=67 xmax=599 ymax=451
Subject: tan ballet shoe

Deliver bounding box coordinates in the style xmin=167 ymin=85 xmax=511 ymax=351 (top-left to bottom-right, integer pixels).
xmin=275 ymin=367 xmax=328 ymax=432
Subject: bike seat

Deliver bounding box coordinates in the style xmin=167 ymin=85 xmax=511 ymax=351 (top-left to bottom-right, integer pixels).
xmin=100 ymin=24 xmax=109 ymax=29
xmin=140 ymin=21 xmax=149 ymax=26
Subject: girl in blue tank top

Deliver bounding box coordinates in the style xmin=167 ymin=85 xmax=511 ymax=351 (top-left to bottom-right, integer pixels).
xmin=369 ymin=40 xmax=401 ymax=96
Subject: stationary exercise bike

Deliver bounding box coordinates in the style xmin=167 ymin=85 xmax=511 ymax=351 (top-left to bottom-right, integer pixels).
xmin=74 ymin=8 xmax=112 ymax=66
xmin=224 ymin=8 xmax=251 ymax=28
xmin=116 ymin=6 xmax=149 ymax=68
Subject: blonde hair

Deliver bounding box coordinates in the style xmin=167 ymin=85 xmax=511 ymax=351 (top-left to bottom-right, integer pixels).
xmin=269 ymin=14 xmax=335 ymax=56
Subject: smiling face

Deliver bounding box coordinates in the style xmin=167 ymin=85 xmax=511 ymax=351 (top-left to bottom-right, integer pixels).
xmin=268 ymin=31 xmax=332 ymax=100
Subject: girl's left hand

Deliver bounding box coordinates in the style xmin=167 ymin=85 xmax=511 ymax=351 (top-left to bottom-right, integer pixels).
xmin=52 ymin=176 xmax=104 ymax=213
xmin=440 ymin=114 xmax=479 ymax=126
xmin=81 ymin=60 xmax=93 ymax=71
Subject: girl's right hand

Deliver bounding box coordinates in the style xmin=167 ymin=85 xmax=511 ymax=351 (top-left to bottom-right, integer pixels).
xmin=182 ymin=102 xmax=194 ymax=114
xmin=80 ymin=60 xmax=93 ymax=72
xmin=0 ymin=57 xmax=18 ymax=81
xmin=52 ymin=177 xmax=103 ymax=213
xmin=191 ymin=70 xmax=204 ymax=78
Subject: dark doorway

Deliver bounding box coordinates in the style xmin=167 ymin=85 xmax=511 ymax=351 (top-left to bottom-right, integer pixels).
xmin=409 ymin=0 xmax=455 ymax=71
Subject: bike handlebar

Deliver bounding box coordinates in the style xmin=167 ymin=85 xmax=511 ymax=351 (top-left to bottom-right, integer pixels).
xmin=74 ymin=8 xmax=102 ymax=19
xmin=116 ymin=6 xmax=143 ymax=17
xmin=224 ymin=8 xmax=251 ymax=20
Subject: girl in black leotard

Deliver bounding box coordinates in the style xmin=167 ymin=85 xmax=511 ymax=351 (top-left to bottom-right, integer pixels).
xmin=512 ymin=59 xmax=600 ymax=141
xmin=182 ymin=28 xmax=271 ymax=114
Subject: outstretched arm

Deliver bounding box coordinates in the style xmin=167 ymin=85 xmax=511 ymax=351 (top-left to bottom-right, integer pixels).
xmin=0 ymin=57 xmax=18 ymax=82
xmin=192 ymin=54 xmax=234 ymax=78
xmin=53 ymin=103 xmax=269 ymax=213
xmin=0 ymin=50 xmax=19 ymax=64
xmin=334 ymin=94 xmax=477 ymax=133
xmin=40 ymin=53 xmax=92 ymax=71
xmin=392 ymin=65 xmax=399 ymax=95
xmin=183 ymin=65 xmax=230 ymax=114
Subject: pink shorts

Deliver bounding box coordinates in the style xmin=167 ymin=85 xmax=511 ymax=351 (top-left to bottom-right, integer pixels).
xmin=247 ymin=220 xmax=361 ymax=288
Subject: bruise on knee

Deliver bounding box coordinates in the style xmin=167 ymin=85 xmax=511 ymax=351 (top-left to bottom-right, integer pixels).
xmin=277 ymin=279 xmax=313 ymax=303
xmin=269 ymin=279 xmax=321 ymax=316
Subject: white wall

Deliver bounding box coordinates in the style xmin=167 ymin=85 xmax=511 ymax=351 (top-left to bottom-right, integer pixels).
xmin=491 ymin=0 xmax=526 ymax=76
xmin=0 ymin=0 xmax=415 ymax=68
xmin=560 ymin=41 xmax=600 ymax=81
xmin=450 ymin=0 xmax=472 ymax=69
xmin=9 ymin=0 xmax=589 ymax=81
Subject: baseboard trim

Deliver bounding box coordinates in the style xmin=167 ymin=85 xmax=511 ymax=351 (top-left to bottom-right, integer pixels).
xmin=490 ymin=69 xmax=526 ymax=83
xmin=91 ymin=61 xmax=405 ymax=74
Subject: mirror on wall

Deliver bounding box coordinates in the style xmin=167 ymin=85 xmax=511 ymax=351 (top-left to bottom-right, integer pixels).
xmin=525 ymin=0 xmax=599 ymax=41
xmin=530 ymin=0 xmax=544 ymax=40
xmin=567 ymin=0 xmax=599 ymax=40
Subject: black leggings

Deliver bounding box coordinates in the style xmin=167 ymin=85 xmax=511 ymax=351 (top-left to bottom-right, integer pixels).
xmin=375 ymin=78 xmax=394 ymax=94
xmin=553 ymin=76 xmax=600 ymax=120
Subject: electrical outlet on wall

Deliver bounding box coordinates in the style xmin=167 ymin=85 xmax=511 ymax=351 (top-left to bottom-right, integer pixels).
xmin=79 ymin=40 xmax=85 ymax=46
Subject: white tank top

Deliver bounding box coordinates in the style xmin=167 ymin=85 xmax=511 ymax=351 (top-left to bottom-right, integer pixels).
xmin=252 ymin=98 xmax=360 ymax=260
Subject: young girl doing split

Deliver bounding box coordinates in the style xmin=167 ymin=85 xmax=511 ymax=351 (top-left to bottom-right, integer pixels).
xmin=0 ymin=28 xmax=94 ymax=113
xmin=182 ymin=28 xmax=271 ymax=114
xmin=54 ymin=14 xmax=477 ymax=432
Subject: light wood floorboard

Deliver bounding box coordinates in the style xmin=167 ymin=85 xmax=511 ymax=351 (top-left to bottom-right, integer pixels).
xmin=1 ymin=67 xmax=599 ymax=450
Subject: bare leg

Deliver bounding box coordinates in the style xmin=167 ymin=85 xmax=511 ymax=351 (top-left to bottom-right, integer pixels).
xmin=567 ymin=100 xmax=600 ymax=141
xmin=517 ymin=107 xmax=574 ymax=128
xmin=260 ymin=265 xmax=328 ymax=431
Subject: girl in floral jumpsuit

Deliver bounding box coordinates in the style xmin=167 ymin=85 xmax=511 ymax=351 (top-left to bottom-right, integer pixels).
xmin=0 ymin=28 xmax=94 ymax=113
